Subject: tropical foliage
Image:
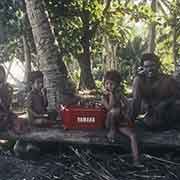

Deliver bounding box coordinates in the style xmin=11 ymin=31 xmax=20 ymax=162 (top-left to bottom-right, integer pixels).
xmin=0 ymin=0 xmax=180 ymax=95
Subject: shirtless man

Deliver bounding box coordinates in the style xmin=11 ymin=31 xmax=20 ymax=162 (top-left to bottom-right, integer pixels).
xmin=130 ymin=53 xmax=180 ymax=131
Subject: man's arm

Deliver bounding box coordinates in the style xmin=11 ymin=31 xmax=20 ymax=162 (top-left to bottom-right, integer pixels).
xmin=41 ymin=88 xmax=48 ymax=109
xmin=170 ymin=77 xmax=180 ymax=98
xmin=130 ymin=76 xmax=142 ymax=121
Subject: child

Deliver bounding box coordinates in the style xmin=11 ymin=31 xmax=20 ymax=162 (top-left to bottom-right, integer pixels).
xmin=26 ymin=71 xmax=57 ymax=126
xmin=101 ymin=70 xmax=141 ymax=166
xmin=0 ymin=65 xmax=16 ymax=131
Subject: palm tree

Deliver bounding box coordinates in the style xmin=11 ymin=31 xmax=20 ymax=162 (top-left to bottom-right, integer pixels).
xmin=158 ymin=0 xmax=180 ymax=70
xmin=147 ymin=0 xmax=157 ymax=53
xmin=25 ymin=0 xmax=73 ymax=109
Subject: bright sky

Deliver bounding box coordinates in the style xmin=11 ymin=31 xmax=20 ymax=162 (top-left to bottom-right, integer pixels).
xmin=4 ymin=59 xmax=25 ymax=87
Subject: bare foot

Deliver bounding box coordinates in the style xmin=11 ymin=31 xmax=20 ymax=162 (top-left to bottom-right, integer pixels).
xmin=107 ymin=130 xmax=115 ymax=142
xmin=133 ymin=160 xmax=144 ymax=168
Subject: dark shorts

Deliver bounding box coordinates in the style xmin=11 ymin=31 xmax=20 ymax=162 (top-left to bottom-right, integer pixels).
xmin=135 ymin=100 xmax=180 ymax=132
xmin=135 ymin=119 xmax=152 ymax=132
xmin=48 ymin=109 xmax=58 ymax=121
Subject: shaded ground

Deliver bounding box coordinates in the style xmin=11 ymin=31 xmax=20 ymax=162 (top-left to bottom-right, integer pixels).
xmin=0 ymin=144 xmax=180 ymax=180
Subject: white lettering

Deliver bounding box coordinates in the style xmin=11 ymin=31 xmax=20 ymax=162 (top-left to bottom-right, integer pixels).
xmin=77 ymin=117 xmax=96 ymax=123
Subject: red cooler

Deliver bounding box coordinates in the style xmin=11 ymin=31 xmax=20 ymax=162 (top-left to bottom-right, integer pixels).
xmin=58 ymin=105 xmax=107 ymax=130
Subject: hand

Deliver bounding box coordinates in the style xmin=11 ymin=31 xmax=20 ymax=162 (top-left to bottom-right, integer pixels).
xmin=108 ymin=91 xmax=114 ymax=98
xmin=104 ymin=89 xmax=114 ymax=96
xmin=103 ymin=90 xmax=109 ymax=95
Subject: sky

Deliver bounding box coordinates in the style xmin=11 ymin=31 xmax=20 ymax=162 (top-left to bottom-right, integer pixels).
xmin=4 ymin=59 xmax=25 ymax=87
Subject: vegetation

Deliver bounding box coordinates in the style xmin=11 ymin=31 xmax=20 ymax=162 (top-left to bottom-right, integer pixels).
xmin=0 ymin=0 xmax=180 ymax=102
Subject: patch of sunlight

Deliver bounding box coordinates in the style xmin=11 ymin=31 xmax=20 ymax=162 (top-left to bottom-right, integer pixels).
xmin=4 ymin=59 xmax=25 ymax=86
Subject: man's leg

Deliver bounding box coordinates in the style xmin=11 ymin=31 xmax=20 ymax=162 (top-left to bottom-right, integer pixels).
xmin=156 ymin=101 xmax=178 ymax=130
xmin=119 ymin=127 xmax=139 ymax=163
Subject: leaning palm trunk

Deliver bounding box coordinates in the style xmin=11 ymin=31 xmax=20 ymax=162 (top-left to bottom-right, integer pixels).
xmin=172 ymin=0 xmax=180 ymax=79
xmin=103 ymin=36 xmax=118 ymax=71
xmin=172 ymin=0 xmax=179 ymax=71
xmin=172 ymin=18 xmax=177 ymax=70
xmin=25 ymin=0 xmax=73 ymax=109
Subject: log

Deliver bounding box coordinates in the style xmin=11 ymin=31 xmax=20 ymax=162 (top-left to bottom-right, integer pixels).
xmin=1 ymin=127 xmax=180 ymax=149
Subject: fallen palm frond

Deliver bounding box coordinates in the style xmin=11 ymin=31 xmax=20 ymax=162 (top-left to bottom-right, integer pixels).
xmin=1 ymin=145 xmax=180 ymax=180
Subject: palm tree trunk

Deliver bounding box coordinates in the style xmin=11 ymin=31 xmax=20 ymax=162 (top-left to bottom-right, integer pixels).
xmin=103 ymin=36 xmax=118 ymax=70
xmin=25 ymin=0 xmax=73 ymax=109
xmin=172 ymin=0 xmax=179 ymax=71
xmin=78 ymin=8 xmax=96 ymax=90
xmin=147 ymin=0 xmax=156 ymax=53
xmin=112 ymin=43 xmax=118 ymax=70
xmin=78 ymin=36 xmax=96 ymax=89
xmin=0 ymin=20 xmax=6 ymax=43
xmin=172 ymin=18 xmax=177 ymax=70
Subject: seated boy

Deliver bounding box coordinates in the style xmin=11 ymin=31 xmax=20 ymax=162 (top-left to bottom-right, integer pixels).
xmin=101 ymin=70 xmax=141 ymax=166
xmin=26 ymin=71 xmax=57 ymax=126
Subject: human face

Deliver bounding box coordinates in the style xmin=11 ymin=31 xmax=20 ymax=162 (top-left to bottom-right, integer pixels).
xmin=143 ymin=60 xmax=158 ymax=79
xmin=33 ymin=78 xmax=43 ymax=90
xmin=104 ymin=79 xmax=117 ymax=92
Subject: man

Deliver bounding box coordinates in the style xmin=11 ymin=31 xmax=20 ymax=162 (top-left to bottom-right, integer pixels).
xmin=130 ymin=53 xmax=180 ymax=131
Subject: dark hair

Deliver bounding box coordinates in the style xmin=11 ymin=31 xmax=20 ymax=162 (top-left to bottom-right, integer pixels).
xmin=29 ymin=71 xmax=43 ymax=83
xmin=104 ymin=70 xmax=121 ymax=84
xmin=140 ymin=53 xmax=160 ymax=67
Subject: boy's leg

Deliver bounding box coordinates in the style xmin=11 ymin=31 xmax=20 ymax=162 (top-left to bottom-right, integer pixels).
xmin=107 ymin=109 xmax=120 ymax=142
xmin=105 ymin=112 xmax=111 ymax=129
xmin=119 ymin=127 xmax=139 ymax=162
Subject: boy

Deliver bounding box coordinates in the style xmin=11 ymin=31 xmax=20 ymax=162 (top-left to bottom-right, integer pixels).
xmin=26 ymin=71 xmax=56 ymax=126
xmin=101 ymin=70 xmax=141 ymax=166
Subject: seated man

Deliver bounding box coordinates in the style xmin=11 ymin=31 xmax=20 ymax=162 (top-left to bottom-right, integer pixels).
xmin=130 ymin=53 xmax=180 ymax=131
xmin=0 ymin=65 xmax=16 ymax=131
xmin=26 ymin=71 xmax=57 ymax=126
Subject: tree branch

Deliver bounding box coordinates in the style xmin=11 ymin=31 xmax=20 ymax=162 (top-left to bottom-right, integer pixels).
xmin=89 ymin=0 xmax=112 ymax=38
